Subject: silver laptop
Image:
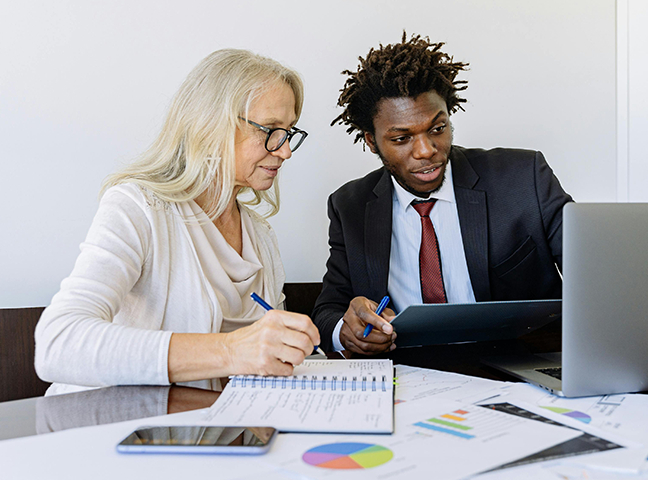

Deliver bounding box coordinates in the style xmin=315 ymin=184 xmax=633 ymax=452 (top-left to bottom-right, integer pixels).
xmin=483 ymin=203 xmax=648 ymax=397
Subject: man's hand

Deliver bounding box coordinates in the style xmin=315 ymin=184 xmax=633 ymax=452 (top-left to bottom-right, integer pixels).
xmin=339 ymin=296 xmax=396 ymax=354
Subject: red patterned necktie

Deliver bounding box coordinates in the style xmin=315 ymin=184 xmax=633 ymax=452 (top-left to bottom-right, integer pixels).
xmin=412 ymin=200 xmax=447 ymax=304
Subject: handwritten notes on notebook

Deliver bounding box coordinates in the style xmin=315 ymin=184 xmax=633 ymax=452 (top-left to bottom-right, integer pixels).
xmin=204 ymin=359 xmax=394 ymax=433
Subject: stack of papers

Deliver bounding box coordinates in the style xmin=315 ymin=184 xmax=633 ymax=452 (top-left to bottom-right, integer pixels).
xmin=2 ymin=364 xmax=647 ymax=479
xmin=254 ymin=397 xmax=581 ymax=480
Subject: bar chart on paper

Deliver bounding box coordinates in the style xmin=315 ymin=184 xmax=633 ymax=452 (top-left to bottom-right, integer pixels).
xmin=412 ymin=406 xmax=527 ymax=441
xmin=268 ymin=400 xmax=581 ymax=480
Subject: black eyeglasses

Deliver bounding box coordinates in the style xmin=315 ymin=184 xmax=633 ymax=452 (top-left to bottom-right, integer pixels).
xmin=239 ymin=117 xmax=308 ymax=153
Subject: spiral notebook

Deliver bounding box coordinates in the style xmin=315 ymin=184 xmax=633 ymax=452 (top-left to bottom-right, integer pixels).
xmin=204 ymin=359 xmax=394 ymax=433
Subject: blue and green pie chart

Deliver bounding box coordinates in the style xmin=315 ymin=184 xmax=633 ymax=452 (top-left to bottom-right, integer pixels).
xmin=541 ymin=406 xmax=592 ymax=423
xmin=302 ymin=442 xmax=394 ymax=469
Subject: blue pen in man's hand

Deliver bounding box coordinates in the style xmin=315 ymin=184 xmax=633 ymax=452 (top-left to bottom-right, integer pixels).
xmin=362 ymin=295 xmax=391 ymax=338
xmin=250 ymin=292 xmax=326 ymax=356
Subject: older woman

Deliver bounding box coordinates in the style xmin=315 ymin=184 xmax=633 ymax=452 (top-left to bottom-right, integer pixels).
xmin=35 ymin=49 xmax=320 ymax=395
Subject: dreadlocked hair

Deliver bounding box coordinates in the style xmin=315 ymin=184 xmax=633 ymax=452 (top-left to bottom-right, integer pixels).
xmin=332 ymin=32 xmax=469 ymax=144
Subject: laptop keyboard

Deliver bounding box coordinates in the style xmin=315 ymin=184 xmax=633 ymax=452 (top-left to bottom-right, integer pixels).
xmin=536 ymin=367 xmax=562 ymax=380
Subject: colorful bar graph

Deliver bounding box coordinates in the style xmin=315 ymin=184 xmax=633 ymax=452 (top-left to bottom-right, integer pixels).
xmin=427 ymin=418 xmax=473 ymax=431
xmin=413 ymin=422 xmax=475 ymax=439
xmin=440 ymin=414 xmax=466 ymax=422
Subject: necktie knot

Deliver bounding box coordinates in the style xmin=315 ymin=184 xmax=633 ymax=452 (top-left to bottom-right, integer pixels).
xmin=412 ymin=199 xmax=437 ymax=218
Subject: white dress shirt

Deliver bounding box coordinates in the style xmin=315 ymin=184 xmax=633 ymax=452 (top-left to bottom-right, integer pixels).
xmin=332 ymin=162 xmax=476 ymax=350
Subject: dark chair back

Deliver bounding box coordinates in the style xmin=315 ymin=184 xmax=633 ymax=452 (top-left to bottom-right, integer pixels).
xmin=283 ymin=282 xmax=322 ymax=316
xmin=0 ymin=307 xmax=50 ymax=402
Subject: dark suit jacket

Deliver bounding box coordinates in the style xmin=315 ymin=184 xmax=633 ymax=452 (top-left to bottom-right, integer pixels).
xmin=312 ymin=146 xmax=573 ymax=351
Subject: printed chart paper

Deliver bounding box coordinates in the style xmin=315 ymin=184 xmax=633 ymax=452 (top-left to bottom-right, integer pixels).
xmin=256 ymin=397 xmax=581 ymax=480
xmin=395 ymin=364 xmax=509 ymax=404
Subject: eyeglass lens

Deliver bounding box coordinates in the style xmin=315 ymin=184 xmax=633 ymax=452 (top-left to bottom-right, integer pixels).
xmin=267 ymin=129 xmax=306 ymax=152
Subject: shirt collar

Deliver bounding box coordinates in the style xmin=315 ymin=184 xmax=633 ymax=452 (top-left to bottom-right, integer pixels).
xmin=391 ymin=160 xmax=455 ymax=214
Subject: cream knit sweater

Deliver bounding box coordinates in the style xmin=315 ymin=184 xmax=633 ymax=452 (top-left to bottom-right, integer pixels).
xmin=35 ymin=184 xmax=285 ymax=394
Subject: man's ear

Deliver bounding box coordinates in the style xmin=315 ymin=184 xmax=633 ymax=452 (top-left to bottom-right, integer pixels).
xmin=364 ymin=132 xmax=378 ymax=154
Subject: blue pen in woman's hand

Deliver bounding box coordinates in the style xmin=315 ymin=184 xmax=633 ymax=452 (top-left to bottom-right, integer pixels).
xmin=362 ymin=295 xmax=391 ymax=338
xmin=250 ymin=292 xmax=273 ymax=311
xmin=250 ymin=292 xmax=327 ymax=356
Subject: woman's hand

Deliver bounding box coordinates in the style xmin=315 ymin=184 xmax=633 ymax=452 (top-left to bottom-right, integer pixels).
xmin=168 ymin=311 xmax=321 ymax=382
xmin=223 ymin=310 xmax=321 ymax=376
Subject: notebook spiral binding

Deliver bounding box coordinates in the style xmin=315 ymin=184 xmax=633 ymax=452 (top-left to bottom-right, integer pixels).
xmin=230 ymin=374 xmax=388 ymax=392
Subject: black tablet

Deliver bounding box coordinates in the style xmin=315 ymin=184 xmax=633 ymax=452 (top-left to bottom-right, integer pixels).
xmin=390 ymin=299 xmax=561 ymax=347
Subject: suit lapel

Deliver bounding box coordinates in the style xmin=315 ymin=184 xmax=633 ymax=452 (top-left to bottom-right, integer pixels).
xmin=452 ymin=148 xmax=491 ymax=301
xmin=365 ymin=169 xmax=393 ymax=298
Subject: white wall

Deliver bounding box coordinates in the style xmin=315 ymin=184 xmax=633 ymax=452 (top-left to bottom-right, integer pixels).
xmin=628 ymin=0 xmax=648 ymax=201
xmin=0 ymin=0 xmax=618 ymax=308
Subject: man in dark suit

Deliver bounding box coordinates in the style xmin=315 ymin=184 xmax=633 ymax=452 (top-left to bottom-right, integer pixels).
xmin=312 ymin=34 xmax=572 ymax=354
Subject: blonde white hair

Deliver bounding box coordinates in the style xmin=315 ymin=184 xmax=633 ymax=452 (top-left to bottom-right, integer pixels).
xmin=102 ymin=49 xmax=304 ymax=218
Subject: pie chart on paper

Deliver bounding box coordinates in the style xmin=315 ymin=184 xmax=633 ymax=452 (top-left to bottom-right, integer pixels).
xmin=541 ymin=406 xmax=592 ymax=424
xmin=302 ymin=442 xmax=394 ymax=469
